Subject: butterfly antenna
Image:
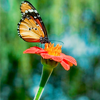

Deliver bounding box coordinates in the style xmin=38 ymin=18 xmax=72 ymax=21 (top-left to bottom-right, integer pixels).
xmin=41 ymin=44 xmax=42 ymax=48
xmin=50 ymin=40 xmax=64 ymax=45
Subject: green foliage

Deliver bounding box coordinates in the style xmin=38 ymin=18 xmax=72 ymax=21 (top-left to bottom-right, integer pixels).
xmin=0 ymin=0 xmax=100 ymax=100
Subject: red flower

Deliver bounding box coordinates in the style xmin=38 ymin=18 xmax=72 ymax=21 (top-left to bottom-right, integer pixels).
xmin=23 ymin=43 xmax=77 ymax=70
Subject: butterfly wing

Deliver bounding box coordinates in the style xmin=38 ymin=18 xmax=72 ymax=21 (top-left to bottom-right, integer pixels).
xmin=18 ymin=15 xmax=45 ymax=42
xmin=20 ymin=1 xmax=47 ymax=37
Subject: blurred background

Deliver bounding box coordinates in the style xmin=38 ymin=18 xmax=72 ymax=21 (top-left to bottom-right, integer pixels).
xmin=0 ymin=0 xmax=100 ymax=100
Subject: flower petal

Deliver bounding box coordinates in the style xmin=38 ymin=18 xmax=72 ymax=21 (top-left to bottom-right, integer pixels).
xmin=67 ymin=61 xmax=73 ymax=66
xmin=51 ymin=56 xmax=63 ymax=62
xmin=41 ymin=53 xmax=52 ymax=59
xmin=23 ymin=46 xmax=46 ymax=54
xmin=23 ymin=47 xmax=38 ymax=54
xmin=41 ymin=53 xmax=63 ymax=62
xmin=36 ymin=49 xmax=47 ymax=54
xmin=60 ymin=53 xmax=77 ymax=66
xmin=60 ymin=60 xmax=70 ymax=70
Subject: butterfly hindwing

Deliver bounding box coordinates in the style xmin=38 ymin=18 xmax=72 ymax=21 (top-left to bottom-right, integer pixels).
xmin=18 ymin=16 xmax=44 ymax=42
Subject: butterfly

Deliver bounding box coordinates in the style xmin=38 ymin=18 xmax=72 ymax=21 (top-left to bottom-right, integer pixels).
xmin=17 ymin=1 xmax=50 ymax=43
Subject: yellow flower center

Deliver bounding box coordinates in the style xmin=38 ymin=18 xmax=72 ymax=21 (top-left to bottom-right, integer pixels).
xmin=44 ymin=42 xmax=62 ymax=56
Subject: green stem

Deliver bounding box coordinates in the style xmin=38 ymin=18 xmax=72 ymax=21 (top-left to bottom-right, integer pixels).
xmin=33 ymin=66 xmax=54 ymax=100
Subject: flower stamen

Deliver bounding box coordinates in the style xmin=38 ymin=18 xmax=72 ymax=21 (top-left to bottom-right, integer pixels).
xmin=44 ymin=43 xmax=62 ymax=56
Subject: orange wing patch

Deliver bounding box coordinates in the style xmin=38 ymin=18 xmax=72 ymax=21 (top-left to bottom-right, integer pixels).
xmin=20 ymin=2 xmax=32 ymax=13
xmin=18 ymin=17 xmax=44 ymax=42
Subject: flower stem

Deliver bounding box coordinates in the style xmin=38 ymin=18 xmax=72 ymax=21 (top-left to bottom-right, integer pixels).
xmin=34 ymin=65 xmax=53 ymax=100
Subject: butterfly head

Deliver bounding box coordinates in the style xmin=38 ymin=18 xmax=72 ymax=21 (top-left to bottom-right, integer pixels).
xmin=40 ymin=37 xmax=50 ymax=44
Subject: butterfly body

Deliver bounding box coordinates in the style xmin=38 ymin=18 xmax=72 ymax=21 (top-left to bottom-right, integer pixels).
xmin=17 ymin=1 xmax=50 ymax=43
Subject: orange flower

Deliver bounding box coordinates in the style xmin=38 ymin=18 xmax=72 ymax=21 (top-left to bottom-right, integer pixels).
xmin=23 ymin=43 xmax=77 ymax=70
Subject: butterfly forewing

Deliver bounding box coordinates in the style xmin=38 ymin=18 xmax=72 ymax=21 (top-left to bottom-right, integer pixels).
xmin=20 ymin=1 xmax=35 ymax=13
xmin=20 ymin=1 xmax=47 ymax=37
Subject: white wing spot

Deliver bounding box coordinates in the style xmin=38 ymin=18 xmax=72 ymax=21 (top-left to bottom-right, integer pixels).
xmin=34 ymin=16 xmax=37 ymax=19
xmin=25 ymin=10 xmax=28 ymax=13
xmin=22 ymin=13 xmax=25 ymax=15
xmin=33 ymin=10 xmax=38 ymax=13
xmin=18 ymin=22 xmax=20 ymax=25
xmin=28 ymin=9 xmax=34 ymax=12
xmin=21 ymin=18 xmax=24 ymax=20
xmin=37 ymin=15 xmax=40 ymax=17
